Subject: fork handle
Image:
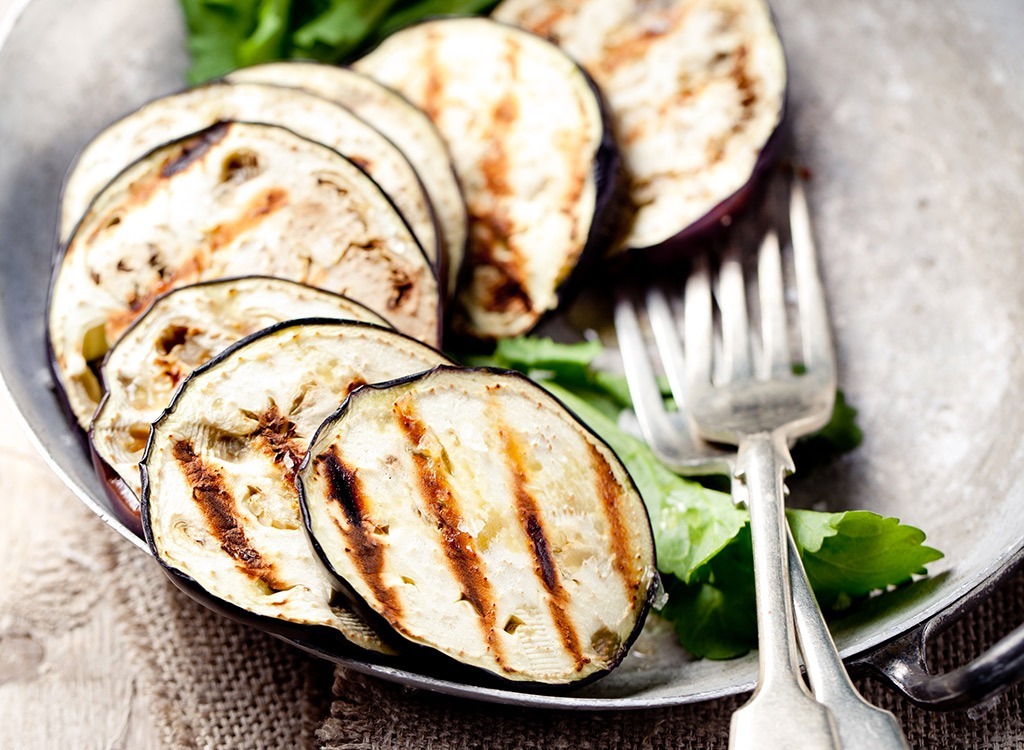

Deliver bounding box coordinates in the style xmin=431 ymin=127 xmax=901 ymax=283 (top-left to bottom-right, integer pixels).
xmin=729 ymin=431 xmax=839 ymax=750
xmin=787 ymin=529 xmax=910 ymax=750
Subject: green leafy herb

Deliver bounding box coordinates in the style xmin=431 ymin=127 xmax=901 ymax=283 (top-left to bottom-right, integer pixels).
xmin=179 ymin=0 xmax=500 ymax=84
xmin=467 ymin=336 xmax=943 ymax=660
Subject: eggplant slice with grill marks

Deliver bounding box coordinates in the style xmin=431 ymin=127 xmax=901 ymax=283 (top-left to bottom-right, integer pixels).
xmin=48 ymin=121 xmax=439 ymax=428
xmin=59 ymin=81 xmax=441 ymax=271
xmin=299 ymin=366 xmax=658 ymax=684
xmin=493 ymin=0 xmax=787 ymax=256
xmin=226 ymin=62 xmax=467 ymax=298
xmin=91 ymin=276 xmax=391 ymax=532
xmin=141 ymin=320 xmax=451 ymax=654
xmin=355 ymin=18 xmax=619 ymax=340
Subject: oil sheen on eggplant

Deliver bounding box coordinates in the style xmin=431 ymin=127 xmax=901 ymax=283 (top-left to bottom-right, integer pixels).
xmin=48 ymin=121 xmax=439 ymax=428
xmin=494 ymin=0 xmax=787 ymax=255
xmin=355 ymin=18 xmax=618 ymax=341
xmin=299 ymin=366 xmax=658 ymax=684
xmin=226 ymin=62 xmax=467 ymax=298
xmin=141 ymin=320 xmax=450 ymax=653
xmin=59 ymin=81 xmax=441 ymax=269
xmin=91 ymin=276 xmax=390 ymax=523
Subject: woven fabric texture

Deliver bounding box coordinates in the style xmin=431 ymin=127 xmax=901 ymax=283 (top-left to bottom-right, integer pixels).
xmin=317 ymin=569 xmax=1024 ymax=750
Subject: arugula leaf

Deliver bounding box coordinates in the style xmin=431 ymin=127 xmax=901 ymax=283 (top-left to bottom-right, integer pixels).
xmin=180 ymin=0 xmax=501 ymax=84
xmin=660 ymin=528 xmax=759 ymax=660
xmin=290 ymin=0 xmax=400 ymax=62
xmin=664 ymin=510 xmax=943 ymax=658
xmin=181 ymin=0 xmax=277 ymax=84
xmin=788 ymin=509 xmax=943 ymax=608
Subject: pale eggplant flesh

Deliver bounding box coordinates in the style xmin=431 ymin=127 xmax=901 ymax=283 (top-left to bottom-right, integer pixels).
xmin=226 ymin=62 xmax=467 ymax=299
xmin=48 ymin=121 xmax=440 ymax=428
xmin=141 ymin=319 xmax=451 ymax=654
xmin=493 ymin=0 xmax=787 ymax=256
xmin=299 ymin=366 xmax=658 ymax=684
xmin=355 ymin=18 xmax=619 ymax=340
xmin=59 ymin=81 xmax=441 ymax=271
xmin=91 ymin=276 xmax=391 ymax=526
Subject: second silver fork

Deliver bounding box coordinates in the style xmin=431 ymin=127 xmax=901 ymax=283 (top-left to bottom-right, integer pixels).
xmin=615 ymin=177 xmax=908 ymax=750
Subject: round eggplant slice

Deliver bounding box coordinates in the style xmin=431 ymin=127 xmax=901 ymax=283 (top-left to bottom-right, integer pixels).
xmin=59 ymin=81 xmax=441 ymax=270
xmin=49 ymin=121 xmax=440 ymax=428
xmin=227 ymin=62 xmax=467 ymax=298
xmin=142 ymin=320 xmax=451 ymax=654
xmin=91 ymin=276 xmax=391 ymax=516
xmin=298 ymin=366 xmax=658 ymax=684
xmin=355 ymin=18 xmax=617 ymax=340
xmin=493 ymin=0 xmax=787 ymax=255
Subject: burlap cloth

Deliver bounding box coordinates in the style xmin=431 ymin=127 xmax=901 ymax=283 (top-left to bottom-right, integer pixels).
xmin=4 ymin=485 xmax=1023 ymax=749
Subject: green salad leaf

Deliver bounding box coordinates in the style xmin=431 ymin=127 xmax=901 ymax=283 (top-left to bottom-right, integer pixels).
xmin=179 ymin=0 xmax=500 ymax=84
xmin=468 ymin=336 xmax=943 ymax=659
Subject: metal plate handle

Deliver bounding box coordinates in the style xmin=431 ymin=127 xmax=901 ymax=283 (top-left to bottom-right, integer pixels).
xmin=860 ymin=567 xmax=1024 ymax=711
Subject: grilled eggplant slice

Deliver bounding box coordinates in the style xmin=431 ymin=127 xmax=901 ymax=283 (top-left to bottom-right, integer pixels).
xmin=49 ymin=121 xmax=439 ymax=427
xmin=60 ymin=81 xmax=440 ymax=269
xmin=299 ymin=366 xmax=657 ymax=684
xmin=493 ymin=0 xmax=786 ymax=256
xmin=91 ymin=276 xmax=391 ymax=525
xmin=227 ymin=62 xmax=467 ymax=298
xmin=355 ymin=18 xmax=618 ymax=340
xmin=142 ymin=320 xmax=450 ymax=653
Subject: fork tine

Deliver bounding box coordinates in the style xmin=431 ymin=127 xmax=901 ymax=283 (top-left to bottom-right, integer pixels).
xmin=789 ymin=178 xmax=836 ymax=378
xmin=757 ymin=230 xmax=791 ymax=379
xmin=645 ymin=284 xmax=687 ymax=409
xmin=614 ymin=288 xmax=684 ymax=454
xmin=717 ymin=240 xmax=753 ymax=383
xmin=684 ymin=253 xmax=714 ymax=387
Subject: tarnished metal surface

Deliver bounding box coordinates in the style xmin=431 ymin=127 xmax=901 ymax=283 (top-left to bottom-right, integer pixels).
xmin=1 ymin=0 xmax=1023 ymax=708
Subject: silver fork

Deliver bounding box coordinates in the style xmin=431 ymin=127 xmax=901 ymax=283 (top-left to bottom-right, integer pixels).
xmin=614 ymin=177 xmax=908 ymax=750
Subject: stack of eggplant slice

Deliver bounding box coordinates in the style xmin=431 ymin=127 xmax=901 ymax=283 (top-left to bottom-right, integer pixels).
xmin=89 ymin=277 xmax=390 ymax=533
xmin=46 ymin=0 xmax=786 ymax=687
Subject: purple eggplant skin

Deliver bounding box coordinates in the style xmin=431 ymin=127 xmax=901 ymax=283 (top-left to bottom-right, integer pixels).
xmin=296 ymin=364 xmax=659 ymax=689
xmin=90 ymin=441 xmax=145 ymax=539
xmin=612 ymin=99 xmax=791 ymax=268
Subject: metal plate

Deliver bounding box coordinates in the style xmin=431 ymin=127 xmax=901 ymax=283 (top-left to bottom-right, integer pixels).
xmin=1 ymin=0 xmax=1023 ymax=709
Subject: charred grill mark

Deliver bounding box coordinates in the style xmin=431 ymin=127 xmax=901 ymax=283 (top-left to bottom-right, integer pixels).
xmin=171 ymin=438 xmax=286 ymax=591
xmin=157 ymin=324 xmax=192 ymax=355
xmin=395 ymin=404 xmax=506 ymax=667
xmin=161 ymin=123 xmax=230 ymax=178
xmin=248 ymin=402 xmax=305 ymax=482
xmin=501 ymin=427 xmax=588 ymax=671
xmin=220 ymin=149 xmax=261 ymax=184
xmin=107 ymin=253 xmax=208 ymax=338
xmin=421 ymin=31 xmax=444 ymax=123
xmin=587 ymin=442 xmax=639 ymax=602
xmin=207 ymin=187 xmax=289 ymax=252
xmin=730 ymin=43 xmax=758 ymax=118
xmin=598 ymin=5 xmax=693 ymax=75
xmin=387 ymin=267 xmax=415 ymax=310
xmin=479 ymin=94 xmax=515 ymax=199
xmin=467 ymin=213 xmax=532 ymax=316
xmin=344 ymin=377 xmax=367 ymax=398
xmin=316 ymin=445 xmax=402 ymax=621
xmin=530 ymin=6 xmax=570 ymax=40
